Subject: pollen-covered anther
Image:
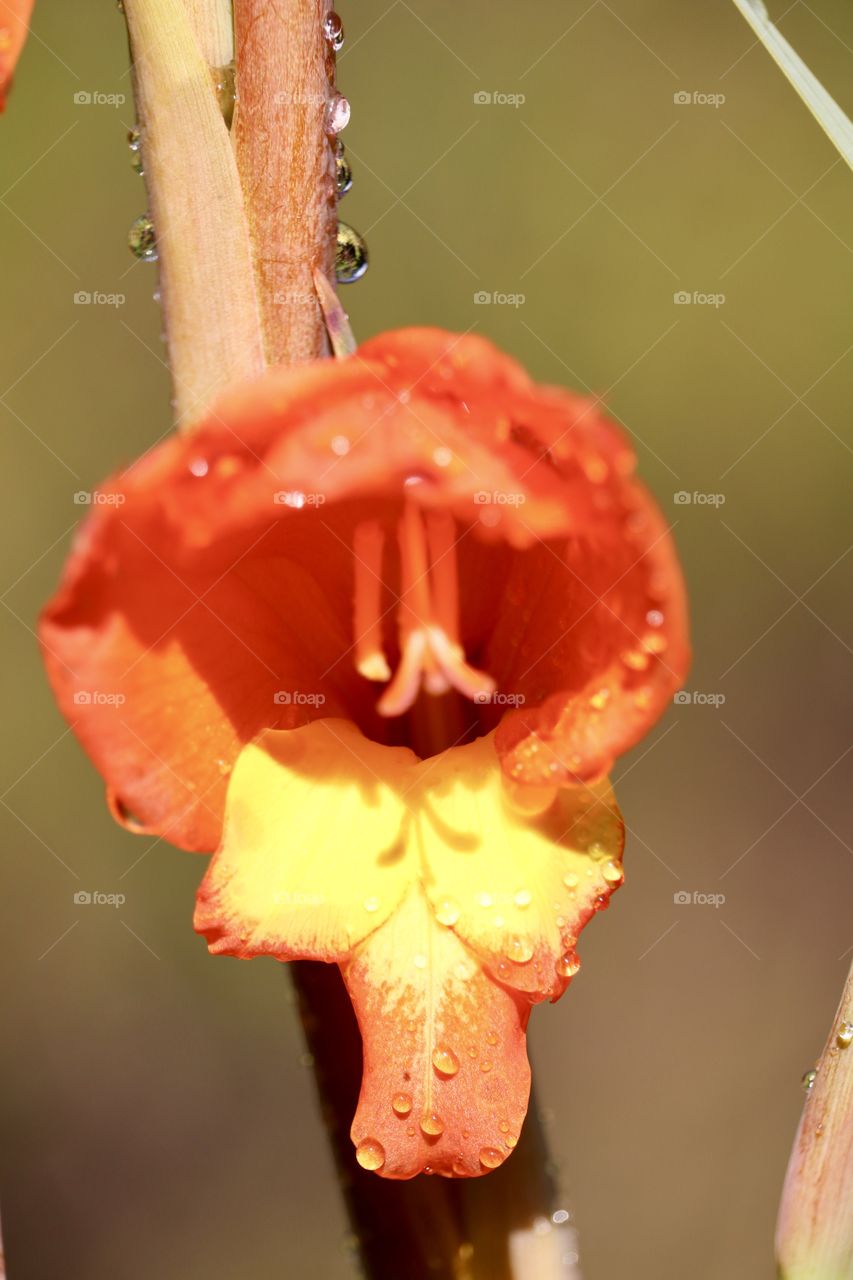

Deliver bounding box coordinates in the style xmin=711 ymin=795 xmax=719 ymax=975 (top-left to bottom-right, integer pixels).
xmin=353 ymin=503 xmax=495 ymax=718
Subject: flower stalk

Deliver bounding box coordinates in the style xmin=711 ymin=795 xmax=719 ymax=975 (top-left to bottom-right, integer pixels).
xmin=776 ymin=960 xmax=853 ymax=1280
xmin=123 ymin=0 xmax=265 ymax=427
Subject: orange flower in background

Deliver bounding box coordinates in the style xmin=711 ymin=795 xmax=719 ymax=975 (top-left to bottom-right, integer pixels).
xmin=40 ymin=327 xmax=689 ymax=1177
xmin=0 ymin=0 xmax=34 ymax=110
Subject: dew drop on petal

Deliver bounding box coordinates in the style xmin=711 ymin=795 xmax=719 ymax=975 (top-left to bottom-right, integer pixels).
xmin=589 ymin=688 xmax=610 ymax=711
xmin=420 ymin=1112 xmax=444 ymax=1137
xmin=485 ymin=1031 xmax=498 ymax=1046
xmin=435 ymin=897 xmax=460 ymax=926
xmin=622 ymin=648 xmax=650 ymax=672
xmin=513 ymin=889 xmax=532 ymax=908
xmin=498 ymin=1120 xmax=509 ymax=1133
xmin=505 ymin=1134 xmax=518 ymax=1149
xmin=505 ymin=935 xmax=534 ymax=965
xmin=432 ymin=1046 xmax=460 ymax=1077
xmin=355 ymin=1138 xmax=385 ymax=1170
xmin=602 ymin=859 xmax=624 ymax=885
xmin=480 ymin=1060 xmax=493 ymax=1073
xmin=391 ymin=1092 xmax=412 ymax=1116
xmin=477 ymin=892 xmax=493 ymax=908
xmin=479 ymin=1147 xmax=504 ymax=1169
xmin=556 ymin=951 xmax=581 ymax=979
xmin=363 ymin=895 xmax=380 ymax=913
xmin=335 ymin=140 xmax=352 ymax=197
xmin=837 ymin=1021 xmax=853 ymax=1049
xmin=563 ymin=872 xmax=579 ymax=890
xmin=646 ymin=609 xmax=664 ymax=628
xmin=801 ymin=1069 xmax=817 ymax=1093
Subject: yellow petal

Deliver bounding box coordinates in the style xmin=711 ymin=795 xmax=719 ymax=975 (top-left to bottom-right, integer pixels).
xmin=413 ymin=732 xmax=624 ymax=999
xmin=194 ymin=720 xmax=414 ymax=959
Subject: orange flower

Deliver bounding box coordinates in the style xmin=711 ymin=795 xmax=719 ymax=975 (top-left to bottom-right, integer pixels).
xmin=41 ymin=328 xmax=688 ymax=1177
xmin=0 ymin=0 xmax=34 ymax=111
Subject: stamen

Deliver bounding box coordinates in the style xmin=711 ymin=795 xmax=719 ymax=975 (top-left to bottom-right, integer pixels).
xmin=353 ymin=521 xmax=391 ymax=682
xmin=356 ymin=502 xmax=497 ymax=719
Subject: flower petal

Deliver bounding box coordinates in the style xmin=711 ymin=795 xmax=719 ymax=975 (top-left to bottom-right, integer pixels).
xmin=194 ymin=720 xmax=413 ymax=959
xmin=0 ymin=0 xmax=34 ymax=111
xmin=416 ymin=733 xmax=624 ymax=1000
xmin=344 ymin=887 xmax=531 ymax=1179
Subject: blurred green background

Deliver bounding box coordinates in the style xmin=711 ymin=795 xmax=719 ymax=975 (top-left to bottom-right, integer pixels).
xmin=1 ymin=1 xmax=852 ymax=1277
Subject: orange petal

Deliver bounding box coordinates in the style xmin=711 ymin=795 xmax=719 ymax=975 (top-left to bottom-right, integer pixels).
xmin=343 ymin=888 xmax=531 ymax=1179
xmin=0 ymin=0 xmax=34 ymax=111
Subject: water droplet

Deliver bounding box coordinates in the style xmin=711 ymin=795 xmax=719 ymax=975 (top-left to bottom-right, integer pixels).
xmin=363 ymin=895 xmax=380 ymax=913
xmin=498 ymin=1120 xmax=509 ymax=1133
xmin=801 ymin=1069 xmax=817 ymax=1093
xmin=355 ymin=1137 xmax=385 ymax=1170
xmin=215 ymin=757 xmax=231 ymax=776
xmin=513 ymin=889 xmax=532 ymax=908
xmin=323 ymin=11 xmax=345 ymax=51
xmin=405 ymin=1125 xmax=416 ymax=1137
xmin=479 ymin=1146 xmax=504 ymax=1169
xmin=325 ymin=92 xmax=350 ymax=135
xmin=433 ymin=445 xmax=453 ymax=467
xmin=391 ymin=1092 xmax=412 ymax=1116
xmin=837 ymin=1022 xmax=853 ymax=1049
xmin=420 ymin=1112 xmax=444 ymax=1137
xmin=505 ymin=1134 xmax=518 ymax=1148
xmin=556 ymin=951 xmax=581 ymax=979
xmin=435 ymin=897 xmax=460 ymax=926
xmin=432 ymin=1046 xmax=460 ymax=1077
xmin=646 ymin=609 xmax=664 ymax=628
xmin=563 ymin=872 xmax=579 ymax=890
xmin=602 ymin=859 xmax=624 ymax=885
xmin=452 ymin=1156 xmax=468 ymax=1176
xmin=622 ymin=648 xmax=650 ymax=672
xmin=505 ymin=935 xmax=534 ymax=964
xmin=642 ymin=630 xmax=667 ymax=655
xmin=589 ymin=687 xmax=610 ymax=711
xmin=127 ymin=126 xmax=143 ymax=175
xmin=552 ymin=1209 xmax=570 ymax=1225
xmin=128 ymin=213 xmax=157 ymax=262
xmin=330 ymin=434 xmax=350 ymax=456
xmin=634 ymin=687 xmax=653 ymax=710
xmin=477 ymin=891 xmax=493 ymax=909
xmin=485 ymin=1031 xmax=498 ymax=1046
xmin=335 ymin=222 xmax=368 ymax=283
xmin=480 ymin=1060 xmax=493 ymax=1073
xmin=413 ymin=953 xmax=427 ymax=970
xmin=211 ymin=62 xmax=236 ymax=128
xmin=335 ymin=141 xmax=353 ymax=196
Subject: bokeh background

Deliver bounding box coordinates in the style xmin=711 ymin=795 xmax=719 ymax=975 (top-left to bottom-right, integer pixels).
xmin=1 ymin=1 xmax=851 ymax=1277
